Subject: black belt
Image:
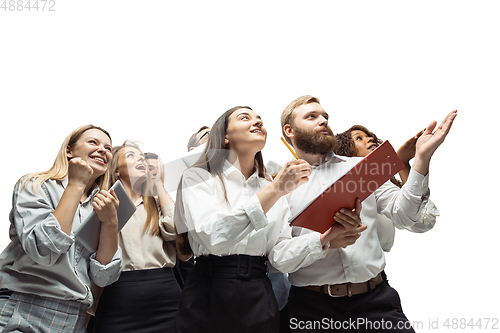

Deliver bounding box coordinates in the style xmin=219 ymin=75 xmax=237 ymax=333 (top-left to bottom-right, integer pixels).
xmin=196 ymin=255 xmax=268 ymax=280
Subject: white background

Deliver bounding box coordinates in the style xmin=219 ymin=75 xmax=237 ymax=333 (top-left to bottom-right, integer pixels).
xmin=1 ymin=1 xmax=499 ymax=331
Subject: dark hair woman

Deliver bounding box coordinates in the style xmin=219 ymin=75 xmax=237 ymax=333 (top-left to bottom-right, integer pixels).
xmin=334 ymin=125 xmax=440 ymax=251
xmin=174 ymin=106 xmax=313 ymax=333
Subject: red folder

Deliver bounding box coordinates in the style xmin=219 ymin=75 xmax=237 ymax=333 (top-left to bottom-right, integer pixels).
xmin=289 ymin=141 xmax=404 ymax=233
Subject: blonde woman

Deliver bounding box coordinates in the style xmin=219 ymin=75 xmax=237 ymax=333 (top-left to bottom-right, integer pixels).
xmin=0 ymin=125 xmax=122 ymax=333
xmin=91 ymin=141 xmax=179 ymax=332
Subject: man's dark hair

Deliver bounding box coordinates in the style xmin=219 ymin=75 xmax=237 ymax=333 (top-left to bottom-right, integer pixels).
xmin=144 ymin=152 xmax=159 ymax=160
xmin=187 ymin=126 xmax=210 ymax=151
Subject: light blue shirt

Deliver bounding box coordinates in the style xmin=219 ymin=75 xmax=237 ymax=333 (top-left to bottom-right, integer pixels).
xmin=0 ymin=178 xmax=122 ymax=307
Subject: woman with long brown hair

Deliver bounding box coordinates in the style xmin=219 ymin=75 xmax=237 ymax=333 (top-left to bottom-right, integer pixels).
xmin=174 ymin=106 xmax=348 ymax=333
xmin=90 ymin=141 xmax=179 ymax=332
xmin=0 ymin=125 xmax=122 ymax=332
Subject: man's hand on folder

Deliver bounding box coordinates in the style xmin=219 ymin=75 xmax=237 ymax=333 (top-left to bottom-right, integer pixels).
xmin=320 ymin=199 xmax=367 ymax=248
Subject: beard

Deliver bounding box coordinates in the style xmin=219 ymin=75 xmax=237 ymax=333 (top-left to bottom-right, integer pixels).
xmin=292 ymin=125 xmax=338 ymax=155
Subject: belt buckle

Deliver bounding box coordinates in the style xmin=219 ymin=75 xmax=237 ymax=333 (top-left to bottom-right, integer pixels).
xmin=236 ymin=255 xmax=251 ymax=280
xmin=327 ymin=282 xmax=352 ymax=297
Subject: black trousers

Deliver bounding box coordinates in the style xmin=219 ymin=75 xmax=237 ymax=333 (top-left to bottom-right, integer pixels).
xmin=176 ymin=255 xmax=279 ymax=333
xmin=90 ymin=267 xmax=181 ymax=333
xmin=287 ymin=274 xmax=415 ymax=332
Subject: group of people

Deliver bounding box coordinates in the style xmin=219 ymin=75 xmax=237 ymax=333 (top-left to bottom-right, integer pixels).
xmin=0 ymin=95 xmax=456 ymax=332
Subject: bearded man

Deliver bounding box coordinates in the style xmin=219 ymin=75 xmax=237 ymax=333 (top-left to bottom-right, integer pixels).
xmin=269 ymin=95 xmax=457 ymax=332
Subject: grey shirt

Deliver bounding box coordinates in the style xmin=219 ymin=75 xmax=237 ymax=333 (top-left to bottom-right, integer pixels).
xmin=0 ymin=178 xmax=122 ymax=307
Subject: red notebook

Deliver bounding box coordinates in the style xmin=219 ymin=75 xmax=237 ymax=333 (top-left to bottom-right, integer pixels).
xmin=289 ymin=141 xmax=404 ymax=233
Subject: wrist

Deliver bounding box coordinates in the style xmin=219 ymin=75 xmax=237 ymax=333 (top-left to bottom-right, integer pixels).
xmin=256 ymin=182 xmax=283 ymax=214
xmin=155 ymin=184 xmax=168 ymax=196
xmin=412 ymin=155 xmax=430 ymax=176
xmin=66 ymin=181 xmax=87 ymax=193
xmin=269 ymin=180 xmax=286 ymax=199
xmin=320 ymin=233 xmax=328 ymax=246
xmin=320 ymin=233 xmax=332 ymax=248
xmin=100 ymin=217 xmax=119 ymax=229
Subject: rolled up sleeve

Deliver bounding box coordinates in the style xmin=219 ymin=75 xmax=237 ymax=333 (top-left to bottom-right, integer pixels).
xmin=89 ymin=247 xmax=123 ymax=287
xmin=12 ymin=181 xmax=74 ymax=266
xmin=159 ymin=202 xmax=176 ymax=241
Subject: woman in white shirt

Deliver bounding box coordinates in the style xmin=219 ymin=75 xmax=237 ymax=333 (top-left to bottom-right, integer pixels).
xmin=90 ymin=141 xmax=179 ymax=332
xmin=0 ymin=125 xmax=122 ymax=333
xmin=174 ymin=106 xmax=326 ymax=333
xmin=334 ymin=125 xmax=440 ymax=251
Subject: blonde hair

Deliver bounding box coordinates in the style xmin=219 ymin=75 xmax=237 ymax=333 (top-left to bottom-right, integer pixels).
xmin=21 ymin=125 xmax=111 ymax=192
xmin=109 ymin=141 xmax=161 ymax=237
xmin=281 ymin=95 xmax=320 ymax=145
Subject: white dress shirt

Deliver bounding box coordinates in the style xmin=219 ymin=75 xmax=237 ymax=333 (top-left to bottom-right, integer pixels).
xmin=377 ymin=198 xmax=439 ymax=252
xmin=0 ymin=178 xmax=122 ymax=307
xmin=269 ymin=153 xmax=430 ymax=286
xmin=180 ymin=161 xmax=327 ymax=259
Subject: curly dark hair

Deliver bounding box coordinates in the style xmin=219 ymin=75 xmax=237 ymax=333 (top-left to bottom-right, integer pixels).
xmin=334 ymin=125 xmax=402 ymax=188
xmin=334 ymin=125 xmax=382 ymax=157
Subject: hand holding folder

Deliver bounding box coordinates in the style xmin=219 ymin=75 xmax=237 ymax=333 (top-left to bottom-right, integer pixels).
xmin=75 ymin=180 xmax=136 ymax=252
xmin=288 ymin=141 xmax=404 ymax=234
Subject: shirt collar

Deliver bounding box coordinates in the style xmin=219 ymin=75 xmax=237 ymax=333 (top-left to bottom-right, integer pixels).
xmin=309 ymin=152 xmax=346 ymax=169
xmin=222 ymin=160 xmax=260 ymax=182
xmin=135 ymin=196 xmax=144 ymax=207
xmin=325 ymin=151 xmax=347 ymax=163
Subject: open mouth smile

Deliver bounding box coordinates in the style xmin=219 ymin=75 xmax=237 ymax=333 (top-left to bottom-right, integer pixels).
xmin=135 ymin=163 xmax=147 ymax=171
xmin=90 ymin=156 xmax=107 ymax=165
xmin=251 ymin=129 xmax=264 ymax=134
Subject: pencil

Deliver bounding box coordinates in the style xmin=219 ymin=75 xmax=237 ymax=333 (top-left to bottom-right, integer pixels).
xmin=281 ymin=137 xmax=299 ymax=160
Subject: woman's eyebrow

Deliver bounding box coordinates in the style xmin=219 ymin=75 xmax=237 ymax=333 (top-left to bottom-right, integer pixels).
xmin=237 ymin=111 xmax=261 ymax=120
xmin=88 ymin=137 xmax=112 ymax=147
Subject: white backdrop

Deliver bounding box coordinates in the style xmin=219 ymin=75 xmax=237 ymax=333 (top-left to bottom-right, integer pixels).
xmin=1 ymin=1 xmax=499 ymax=331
